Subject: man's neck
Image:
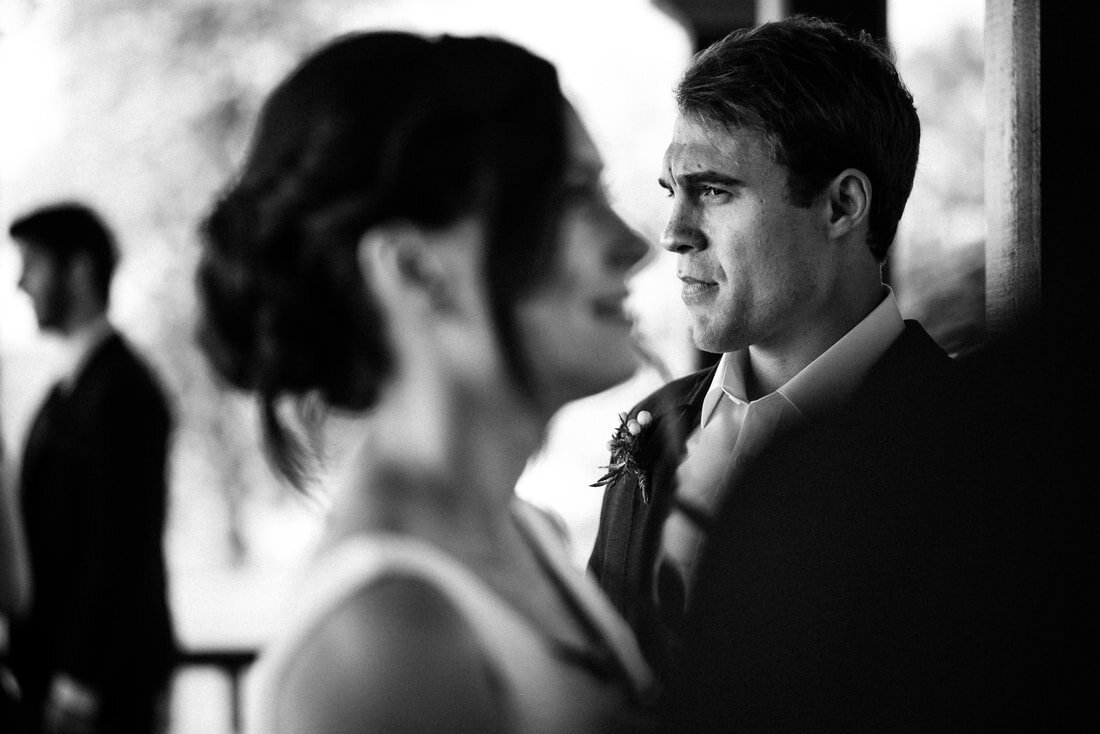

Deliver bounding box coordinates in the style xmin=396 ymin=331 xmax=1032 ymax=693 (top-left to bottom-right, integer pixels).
xmin=58 ymin=313 xmax=113 ymax=388
xmin=745 ymin=285 xmax=888 ymax=399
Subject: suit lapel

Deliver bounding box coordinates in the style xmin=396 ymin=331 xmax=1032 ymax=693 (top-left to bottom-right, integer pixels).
xmin=645 ymin=366 xmax=712 ymax=507
xmin=589 ymin=364 xmax=715 ymax=624
xmin=626 ymin=367 xmax=713 ymax=624
xmin=21 ymin=382 xmax=67 ymax=491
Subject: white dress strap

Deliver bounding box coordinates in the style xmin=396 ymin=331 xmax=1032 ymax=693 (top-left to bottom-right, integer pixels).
xmin=512 ymin=500 xmax=657 ymax=700
xmin=247 ymin=504 xmax=656 ymax=734
xmin=247 ymin=533 xmax=536 ymax=734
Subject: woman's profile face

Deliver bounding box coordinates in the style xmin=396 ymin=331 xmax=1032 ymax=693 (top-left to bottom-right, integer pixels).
xmin=515 ymin=107 xmax=650 ymax=408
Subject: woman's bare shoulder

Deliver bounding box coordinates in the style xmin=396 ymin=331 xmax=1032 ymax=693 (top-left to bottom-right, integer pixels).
xmin=273 ymin=572 xmax=506 ymax=734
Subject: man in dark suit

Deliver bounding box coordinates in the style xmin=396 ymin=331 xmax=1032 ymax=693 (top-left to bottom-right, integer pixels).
xmin=7 ymin=203 xmax=175 ymax=734
xmin=589 ymin=16 xmax=1018 ymax=729
xmin=677 ymin=332 xmax=1050 ymax=732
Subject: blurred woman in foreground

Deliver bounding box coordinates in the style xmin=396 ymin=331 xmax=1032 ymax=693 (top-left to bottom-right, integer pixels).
xmin=197 ymin=31 xmax=654 ymax=733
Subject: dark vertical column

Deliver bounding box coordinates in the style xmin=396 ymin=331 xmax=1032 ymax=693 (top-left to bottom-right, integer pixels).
xmin=656 ymin=0 xmax=886 ymax=53
xmin=986 ymin=4 xmax=1089 ymax=730
xmin=987 ymin=0 xmax=1090 ymax=346
xmin=779 ymin=0 xmax=886 ymax=39
xmin=654 ymin=1 xmax=756 ymax=53
xmin=1037 ymin=4 xmax=1090 ymax=726
xmin=1039 ymin=3 xmax=1087 ymax=351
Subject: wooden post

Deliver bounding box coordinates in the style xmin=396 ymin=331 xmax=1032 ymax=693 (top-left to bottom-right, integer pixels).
xmin=985 ymin=0 xmax=1041 ymax=342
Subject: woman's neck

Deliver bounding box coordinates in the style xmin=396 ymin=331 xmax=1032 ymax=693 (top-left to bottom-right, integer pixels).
xmin=320 ymin=367 xmax=593 ymax=651
xmin=324 ymin=367 xmax=546 ymax=561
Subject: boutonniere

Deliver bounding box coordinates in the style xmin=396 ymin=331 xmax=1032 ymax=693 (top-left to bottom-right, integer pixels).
xmin=591 ymin=410 xmax=656 ymax=503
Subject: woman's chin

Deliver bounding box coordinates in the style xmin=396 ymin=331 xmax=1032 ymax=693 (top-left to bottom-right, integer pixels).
xmin=522 ymin=322 xmax=641 ymax=411
xmin=580 ymin=340 xmax=642 ymax=397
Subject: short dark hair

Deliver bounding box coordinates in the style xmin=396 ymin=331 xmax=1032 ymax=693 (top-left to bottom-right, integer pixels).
xmin=197 ymin=32 xmax=568 ymax=483
xmin=9 ymin=202 xmax=119 ymax=302
xmin=676 ymin=15 xmax=920 ymax=259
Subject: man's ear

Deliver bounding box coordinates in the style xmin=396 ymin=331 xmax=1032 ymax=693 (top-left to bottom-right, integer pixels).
xmin=357 ymin=223 xmax=455 ymax=314
xmin=825 ymin=168 xmax=871 ymax=240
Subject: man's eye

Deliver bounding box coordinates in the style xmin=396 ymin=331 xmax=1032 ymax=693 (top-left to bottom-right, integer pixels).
xmin=700 ymin=186 xmax=728 ymax=198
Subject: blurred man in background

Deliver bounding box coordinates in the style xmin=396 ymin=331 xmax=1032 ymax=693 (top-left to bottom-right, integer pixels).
xmin=7 ymin=203 xmax=175 ymax=734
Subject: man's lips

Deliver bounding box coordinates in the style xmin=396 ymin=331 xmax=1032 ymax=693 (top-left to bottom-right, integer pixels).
xmin=678 ymin=274 xmax=717 ymax=301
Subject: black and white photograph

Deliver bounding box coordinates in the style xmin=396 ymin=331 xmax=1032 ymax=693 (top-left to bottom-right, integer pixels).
xmin=0 ymin=1 xmax=1081 ymax=732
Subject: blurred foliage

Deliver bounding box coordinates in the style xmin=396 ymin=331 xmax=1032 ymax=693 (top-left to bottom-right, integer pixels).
xmin=891 ymin=23 xmax=986 ymax=357
xmin=6 ymin=0 xmax=381 ymax=564
xmin=1 ymin=0 xmax=691 ymax=567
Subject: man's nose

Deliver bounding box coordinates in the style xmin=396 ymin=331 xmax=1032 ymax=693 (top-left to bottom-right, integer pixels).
xmin=660 ymin=199 xmax=705 ymax=254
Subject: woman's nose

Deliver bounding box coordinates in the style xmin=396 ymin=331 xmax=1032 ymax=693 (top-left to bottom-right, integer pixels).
xmin=603 ymin=211 xmax=652 ymax=273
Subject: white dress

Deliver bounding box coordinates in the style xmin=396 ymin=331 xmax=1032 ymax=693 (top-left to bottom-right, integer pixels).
xmin=246 ymin=499 xmax=656 ymax=733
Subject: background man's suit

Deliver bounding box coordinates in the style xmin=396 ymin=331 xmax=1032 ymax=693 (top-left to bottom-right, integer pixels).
xmin=11 ymin=332 xmax=176 ymax=732
xmin=589 ymin=322 xmax=1030 ymax=730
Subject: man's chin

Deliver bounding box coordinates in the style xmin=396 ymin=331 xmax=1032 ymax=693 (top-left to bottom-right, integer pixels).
xmin=687 ymin=328 xmax=725 ymax=356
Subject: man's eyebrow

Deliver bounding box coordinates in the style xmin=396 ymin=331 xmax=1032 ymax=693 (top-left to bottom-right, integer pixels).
xmin=658 ymin=170 xmax=745 ymax=189
xmin=681 ymin=171 xmax=744 ymax=187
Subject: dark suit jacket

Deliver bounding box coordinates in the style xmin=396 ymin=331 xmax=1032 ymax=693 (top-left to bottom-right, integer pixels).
xmin=587 ymin=356 xmax=711 ymax=648
xmin=589 ymin=322 xmax=1031 ymax=730
xmin=11 ymin=332 xmax=176 ymax=721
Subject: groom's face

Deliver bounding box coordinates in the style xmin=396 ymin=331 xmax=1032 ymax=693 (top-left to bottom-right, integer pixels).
xmin=658 ymin=114 xmax=831 ymax=356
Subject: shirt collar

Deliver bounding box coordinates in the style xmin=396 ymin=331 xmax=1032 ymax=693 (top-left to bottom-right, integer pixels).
xmin=699 ymin=287 xmax=904 ymax=427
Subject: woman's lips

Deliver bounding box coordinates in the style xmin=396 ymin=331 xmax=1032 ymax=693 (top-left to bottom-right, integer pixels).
xmin=591 ymin=292 xmax=632 ymax=324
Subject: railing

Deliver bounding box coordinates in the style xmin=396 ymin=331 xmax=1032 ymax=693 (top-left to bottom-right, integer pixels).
xmin=177 ymin=646 xmax=258 ymax=734
xmin=1 ymin=646 xmax=259 ymax=734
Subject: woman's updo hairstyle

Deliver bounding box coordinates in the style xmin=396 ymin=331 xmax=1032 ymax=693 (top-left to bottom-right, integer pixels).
xmin=197 ymin=32 xmax=568 ymax=483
